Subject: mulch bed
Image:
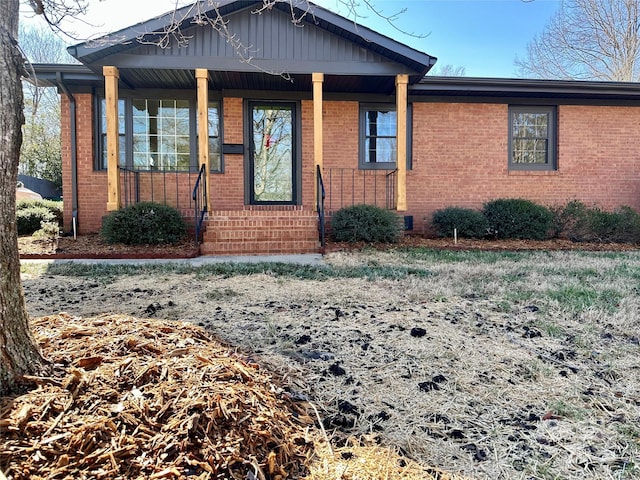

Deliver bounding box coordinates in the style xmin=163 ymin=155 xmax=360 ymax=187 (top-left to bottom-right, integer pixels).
xmin=0 ymin=314 xmax=470 ymax=480
xmin=19 ymin=234 xmax=639 ymax=260
xmin=0 ymin=314 xmax=317 ymax=480
xmin=326 ymin=236 xmax=640 ymax=253
xmin=18 ymin=235 xmax=200 ymax=259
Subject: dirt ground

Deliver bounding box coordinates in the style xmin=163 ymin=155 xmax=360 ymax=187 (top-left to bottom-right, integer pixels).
xmin=19 ymin=245 xmax=640 ymax=480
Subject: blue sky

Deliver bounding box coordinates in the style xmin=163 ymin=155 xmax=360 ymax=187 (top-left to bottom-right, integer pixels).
xmin=319 ymin=0 xmax=561 ymax=78
xmin=20 ymin=0 xmax=561 ymax=78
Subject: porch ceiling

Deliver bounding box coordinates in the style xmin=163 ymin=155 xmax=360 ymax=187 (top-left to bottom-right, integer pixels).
xmin=118 ymin=68 xmax=398 ymax=94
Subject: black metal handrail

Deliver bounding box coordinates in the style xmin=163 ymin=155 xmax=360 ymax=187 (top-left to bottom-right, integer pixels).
xmin=192 ymin=164 xmax=208 ymax=241
xmin=385 ymin=169 xmax=398 ymax=210
xmin=316 ymin=165 xmax=326 ymax=248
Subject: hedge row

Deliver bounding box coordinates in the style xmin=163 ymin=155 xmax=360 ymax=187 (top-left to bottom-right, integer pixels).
xmin=432 ymin=199 xmax=640 ymax=244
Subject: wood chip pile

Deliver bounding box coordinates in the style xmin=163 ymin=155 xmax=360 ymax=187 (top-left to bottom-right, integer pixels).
xmin=0 ymin=314 xmax=318 ymax=479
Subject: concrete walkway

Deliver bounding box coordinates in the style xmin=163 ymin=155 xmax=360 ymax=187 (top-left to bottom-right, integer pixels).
xmin=20 ymin=254 xmax=325 ymax=266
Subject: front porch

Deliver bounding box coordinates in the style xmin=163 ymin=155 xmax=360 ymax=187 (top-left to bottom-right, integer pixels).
xmin=117 ymin=166 xmax=398 ymax=255
xmin=36 ymin=1 xmax=435 ymax=252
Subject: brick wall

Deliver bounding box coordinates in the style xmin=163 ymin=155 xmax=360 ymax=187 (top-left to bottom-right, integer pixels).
xmin=61 ymin=93 xmax=108 ymax=234
xmin=63 ymin=94 xmax=640 ymax=238
xmin=211 ymin=97 xmax=244 ymax=210
xmin=409 ymin=102 xmax=640 ymax=234
xmin=319 ymin=101 xmax=394 ymax=211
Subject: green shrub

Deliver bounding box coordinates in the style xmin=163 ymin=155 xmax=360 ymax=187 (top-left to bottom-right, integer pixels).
xmin=101 ymin=202 xmax=187 ymax=245
xmin=555 ymin=200 xmax=640 ymax=243
xmin=483 ymin=198 xmax=553 ymax=240
xmin=16 ymin=199 xmax=63 ymax=227
xmin=330 ymin=204 xmax=403 ymax=243
xmin=33 ymin=221 xmax=61 ymax=240
xmin=16 ymin=206 xmax=55 ymax=235
xmin=431 ymin=207 xmax=488 ymax=238
xmin=611 ymin=206 xmax=640 ymax=243
xmin=549 ymin=200 xmax=586 ymax=239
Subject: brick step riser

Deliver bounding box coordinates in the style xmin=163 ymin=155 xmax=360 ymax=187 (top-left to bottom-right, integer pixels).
xmin=200 ymin=212 xmax=321 ymax=255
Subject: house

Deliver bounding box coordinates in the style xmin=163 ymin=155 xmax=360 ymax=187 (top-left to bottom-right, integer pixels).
xmin=31 ymin=0 xmax=640 ymax=254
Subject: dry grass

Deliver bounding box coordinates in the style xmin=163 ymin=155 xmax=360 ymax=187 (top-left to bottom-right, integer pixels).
xmin=19 ymin=248 xmax=640 ymax=479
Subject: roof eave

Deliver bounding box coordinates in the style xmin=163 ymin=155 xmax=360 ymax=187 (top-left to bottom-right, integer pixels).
xmin=412 ymin=76 xmax=640 ymax=99
xmin=25 ymin=63 xmax=103 ymax=88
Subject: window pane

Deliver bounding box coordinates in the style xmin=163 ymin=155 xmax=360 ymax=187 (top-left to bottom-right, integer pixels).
xmin=99 ymin=99 xmax=125 ymax=169
xmin=513 ymin=138 xmax=548 ymax=164
xmin=365 ymin=137 xmax=397 ymax=163
xmin=208 ymin=108 xmax=219 ymax=137
xmin=361 ymin=105 xmax=398 ymax=167
xmin=365 ymin=110 xmax=396 ymax=137
xmin=205 ymin=102 xmax=221 ymax=172
xmin=133 ymin=98 xmax=191 ymax=170
xmin=209 ymin=144 xmax=221 ymax=171
xmin=511 ymin=110 xmax=550 ymax=166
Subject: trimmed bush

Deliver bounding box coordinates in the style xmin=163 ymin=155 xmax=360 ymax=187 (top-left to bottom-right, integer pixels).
xmin=101 ymin=202 xmax=187 ymax=245
xmin=483 ymin=198 xmax=553 ymax=240
xmin=16 ymin=199 xmax=63 ymax=228
xmin=554 ymin=200 xmax=640 ymax=243
xmin=16 ymin=206 xmax=55 ymax=235
xmin=330 ymin=204 xmax=403 ymax=243
xmin=431 ymin=207 xmax=488 ymax=239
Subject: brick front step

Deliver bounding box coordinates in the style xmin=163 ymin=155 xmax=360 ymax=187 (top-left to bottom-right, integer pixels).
xmin=200 ymin=208 xmax=320 ymax=255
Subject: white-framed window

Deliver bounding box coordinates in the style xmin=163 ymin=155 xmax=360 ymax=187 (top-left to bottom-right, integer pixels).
xmin=97 ymin=95 xmax=222 ymax=172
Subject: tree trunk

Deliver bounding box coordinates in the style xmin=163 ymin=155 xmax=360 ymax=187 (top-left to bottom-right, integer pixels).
xmin=0 ymin=0 xmax=46 ymax=396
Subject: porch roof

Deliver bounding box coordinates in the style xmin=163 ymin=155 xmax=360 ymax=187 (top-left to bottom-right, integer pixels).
xmin=58 ymin=0 xmax=436 ymax=94
xmin=30 ymin=64 xmax=640 ymax=105
xmin=412 ymin=76 xmax=640 ymax=105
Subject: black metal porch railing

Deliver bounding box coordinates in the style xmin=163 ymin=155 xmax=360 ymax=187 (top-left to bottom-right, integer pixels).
xmin=324 ymin=167 xmax=398 ymax=212
xmin=119 ymin=165 xmax=203 ymax=210
xmin=316 ymin=165 xmax=326 ymax=248
xmin=192 ymin=164 xmax=208 ymax=241
xmin=119 ymin=165 xmax=206 ymax=241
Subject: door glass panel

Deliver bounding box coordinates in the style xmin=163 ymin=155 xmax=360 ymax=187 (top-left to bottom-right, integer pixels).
xmin=251 ymin=104 xmax=294 ymax=202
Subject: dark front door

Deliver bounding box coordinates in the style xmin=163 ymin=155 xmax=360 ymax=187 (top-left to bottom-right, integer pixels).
xmin=249 ymin=102 xmax=297 ymax=204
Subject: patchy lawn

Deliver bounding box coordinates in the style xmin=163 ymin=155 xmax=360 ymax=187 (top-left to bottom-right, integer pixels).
xmin=15 ymin=248 xmax=640 ymax=479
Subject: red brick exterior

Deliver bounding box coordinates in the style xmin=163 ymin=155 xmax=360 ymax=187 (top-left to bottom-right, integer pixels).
xmin=201 ymin=207 xmax=318 ymax=255
xmin=410 ymin=103 xmax=640 ymax=233
xmin=61 ymin=93 xmax=106 ymax=234
xmin=62 ymin=93 xmax=640 ymax=242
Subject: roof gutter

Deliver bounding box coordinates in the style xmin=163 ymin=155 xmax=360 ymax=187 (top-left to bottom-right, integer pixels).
xmin=56 ymin=72 xmax=78 ymax=231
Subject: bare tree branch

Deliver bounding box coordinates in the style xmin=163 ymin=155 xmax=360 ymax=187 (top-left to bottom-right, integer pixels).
xmin=516 ymin=0 xmax=640 ymax=81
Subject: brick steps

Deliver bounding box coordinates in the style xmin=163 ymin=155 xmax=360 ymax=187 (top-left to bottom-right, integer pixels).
xmin=200 ymin=209 xmax=320 ymax=255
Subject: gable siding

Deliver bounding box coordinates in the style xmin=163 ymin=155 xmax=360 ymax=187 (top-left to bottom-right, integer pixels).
xmin=112 ymin=7 xmax=409 ymax=75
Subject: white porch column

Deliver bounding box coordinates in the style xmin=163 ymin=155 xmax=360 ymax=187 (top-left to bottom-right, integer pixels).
xmin=196 ymin=69 xmax=210 ymax=211
xmin=396 ymin=74 xmax=408 ymax=211
xmin=103 ymin=66 xmax=120 ymax=211
xmin=313 ymin=72 xmax=324 ymax=209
